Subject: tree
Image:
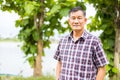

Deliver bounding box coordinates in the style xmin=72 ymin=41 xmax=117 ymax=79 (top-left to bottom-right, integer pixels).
xmin=85 ymin=0 xmax=120 ymax=79
xmin=0 ymin=0 xmax=86 ymax=76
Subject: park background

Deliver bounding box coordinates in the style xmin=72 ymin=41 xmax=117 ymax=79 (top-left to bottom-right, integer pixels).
xmin=0 ymin=3 xmax=97 ymax=76
xmin=0 ymin=0 xmax=120 ymax=80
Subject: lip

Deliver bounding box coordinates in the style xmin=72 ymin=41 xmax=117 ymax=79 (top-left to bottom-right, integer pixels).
xmin=73 ymin=25 xmax=80 ymax=27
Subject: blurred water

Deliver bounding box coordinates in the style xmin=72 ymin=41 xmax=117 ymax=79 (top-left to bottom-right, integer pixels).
xmin=0 ymin=42 xmax=57 ymax=77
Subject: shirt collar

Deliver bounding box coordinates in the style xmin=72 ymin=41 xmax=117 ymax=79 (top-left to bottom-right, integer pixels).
xmin=68 ymin=30 xmax=88 ymax=40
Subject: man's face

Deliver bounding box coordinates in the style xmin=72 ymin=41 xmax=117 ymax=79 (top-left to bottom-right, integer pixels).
xmin=68 ymin=10 xmax=87 ymax=32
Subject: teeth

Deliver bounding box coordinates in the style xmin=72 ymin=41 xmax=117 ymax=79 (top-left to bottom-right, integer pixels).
xmin=74 ymin=25 xmax=78 ymax=27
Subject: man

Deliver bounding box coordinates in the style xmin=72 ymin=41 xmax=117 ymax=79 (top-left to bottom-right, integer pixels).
xmin=54 ymin=6 xmax=109 ymax=80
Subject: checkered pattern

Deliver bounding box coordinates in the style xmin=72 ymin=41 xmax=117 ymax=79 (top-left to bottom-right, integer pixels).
xmin=54 ymin=30 xmax=109 ymax=80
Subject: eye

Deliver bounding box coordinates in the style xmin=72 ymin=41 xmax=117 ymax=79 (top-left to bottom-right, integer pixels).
xmin=78 ymin=17 xmax=82 ymax=20
xmin=70 ymin=16 xmax=75 ymax=20
xmin=71 ymin=17 xmax=75 ymax=20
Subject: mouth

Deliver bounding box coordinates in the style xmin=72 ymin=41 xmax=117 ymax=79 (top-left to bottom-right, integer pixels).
xmin=73 ymin=25 xmax=80 ymax=27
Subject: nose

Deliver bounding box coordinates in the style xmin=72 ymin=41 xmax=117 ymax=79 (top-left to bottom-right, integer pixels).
xmin=74 ymin=19 xmax=79 ymax=24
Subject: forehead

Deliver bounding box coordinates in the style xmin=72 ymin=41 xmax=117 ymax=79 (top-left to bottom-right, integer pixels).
xmin=69 ymin=10 xmax=84 ymax=17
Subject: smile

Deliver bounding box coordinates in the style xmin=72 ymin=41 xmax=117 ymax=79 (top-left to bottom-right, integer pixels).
xmin=73 ymin=25 xmax=80 ymax=27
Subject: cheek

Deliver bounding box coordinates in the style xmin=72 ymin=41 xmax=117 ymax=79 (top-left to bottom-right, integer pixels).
xmin=80 ymin=20 xmax=86 ymax=24
xmin=69 ymin=20 xmax=73 ymax=25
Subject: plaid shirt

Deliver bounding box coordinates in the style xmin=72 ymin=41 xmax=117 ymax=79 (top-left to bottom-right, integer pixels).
xmin=54 ymin=30 xmax=109 ymax=80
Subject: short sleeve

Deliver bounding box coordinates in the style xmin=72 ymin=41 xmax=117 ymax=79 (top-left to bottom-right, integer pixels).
xmin=92 ymin=38 xmax=109 ymax=68
xmin=53 ymin=40 xmax=61 ymax=61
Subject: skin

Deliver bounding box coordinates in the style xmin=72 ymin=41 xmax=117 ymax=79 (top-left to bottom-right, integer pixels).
xmin=56 ymin=61 xmax=62 ymax=80
xmin=56 ymin=10 xmax=106 ymax=80
xmin=96 ymin=66 xmax=106 ymax=80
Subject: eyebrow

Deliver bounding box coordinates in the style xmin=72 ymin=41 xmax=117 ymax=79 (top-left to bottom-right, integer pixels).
xmin=70 ymin=16 xmax=83 ymax=17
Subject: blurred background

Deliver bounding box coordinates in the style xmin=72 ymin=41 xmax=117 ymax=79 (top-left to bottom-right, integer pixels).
xmin=0 ymin=0 xmax=120 ymax=80
xmin=0 ymin=3 xmax=96 ymax=77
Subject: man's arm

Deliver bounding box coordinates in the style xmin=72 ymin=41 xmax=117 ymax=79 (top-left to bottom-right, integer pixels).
xmin=96 ymin=66 xmax=106 ymax=80
xmin=56 ymin=61 xmax=62 ymax=80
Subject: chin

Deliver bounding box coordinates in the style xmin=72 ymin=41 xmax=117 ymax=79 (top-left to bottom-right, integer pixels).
xmin=72 ymin=28 xmax=82 ymax=31
xmin=72 ymin=29 xmax=82 ymax=32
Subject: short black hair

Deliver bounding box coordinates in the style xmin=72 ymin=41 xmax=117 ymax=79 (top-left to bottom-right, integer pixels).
xmin=69 ymin=6 xmax=86 ymax=17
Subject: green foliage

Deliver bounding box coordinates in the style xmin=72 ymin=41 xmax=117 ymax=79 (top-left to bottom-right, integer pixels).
xmin=0 ymin=0 xmax=86 ymax=68
xmin=24 ymin=1 xmax=40 ymax=16
xmin=85 ymin=0 xmax=120 ymax=77
xmin=59 ymin=8 xmax=70 ymax=16
xmin=1 ymin=0 xmax=119 ymax=78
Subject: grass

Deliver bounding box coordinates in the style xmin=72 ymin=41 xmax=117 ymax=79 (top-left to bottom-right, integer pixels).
xmin=0 ymin=75 xmax=55 ymax=80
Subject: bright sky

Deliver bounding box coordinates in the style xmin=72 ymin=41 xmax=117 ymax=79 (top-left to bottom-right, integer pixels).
xmin=0 ymin=11 xmax=20 ymax=38
xmin=0 ymin=4 xmax=98 ymax=38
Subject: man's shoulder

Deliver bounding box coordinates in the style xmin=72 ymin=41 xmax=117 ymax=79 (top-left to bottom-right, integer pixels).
xmin=59 ymin=35 xmax=69 ymax=41
xmin=86 ymin=31 xmax=99 ymax=39
xmin=85 ymin=31 xmax=101 ymax=43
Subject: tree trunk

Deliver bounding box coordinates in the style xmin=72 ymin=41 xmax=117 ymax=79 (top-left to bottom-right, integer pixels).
xmin=33 ymin=0 xmax=44 ymax=77
xmin=34 ymin=40 xmax=43 ymax=76
xmin=113 ymin=0 xmax=120 ymax=79
xmin=114 ymin=28 xmax=120 ymax=79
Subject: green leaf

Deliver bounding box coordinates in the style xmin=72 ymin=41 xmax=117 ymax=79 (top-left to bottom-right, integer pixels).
xmin=106 ymin=51 xmax=113 ymax=60
xmin=24 ymin=1 xmax=40 ymax=16
xmin=67 ymin=0 xmax=77 ymax=2
xmin=104 ymin=27 xmax=113 ymax=35
xmin=15 ymin=20 xmax=20 ymax=27
xmin=50 ymin=4 xmax=61 ymax=15
xmin=30 ymin=45 xmax=37 ymax=54
xmin=100 ymin=24 xmax=107 ymax=30
xmin=24 ymin=2 xmax=34 ymax=15
xmin=43 ymin=40 xmax=51 ymax=48
xmin=103 ymin=39 xmax=114 ymax=49
xmin=103 ymin=40 xmax=109 ymax=49
xmin=27 ymin=56 xmax=35 ymax=68
xmin=0 ymin=0 xmax=3 ymax=4
xmin=59 ymin=8 xmax=70 ymax=16
xmin=106 ymin=65 xmax=112 ymax=72
xmin=112 ymin=67 xmax=119 ymax=74
xmin=32 ymin=31 xmax=39 ymax=41
xmin=25 ymin=28 xmax=32 ymax=34
xmin=21 ymin=43 xmax=30 ymax=55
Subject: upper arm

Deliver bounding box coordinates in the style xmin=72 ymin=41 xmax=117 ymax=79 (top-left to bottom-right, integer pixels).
xmin=92 ymin=38 xmax=109 ymax=68
xmin=54 ymin=40 xmax=62 ymax=61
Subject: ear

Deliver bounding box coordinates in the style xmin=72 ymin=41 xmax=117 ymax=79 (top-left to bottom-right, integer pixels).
xmin=84 ymin=18 xmax=87 ymax=23
xmin=68 ymin=18 xmax=70 ymax=24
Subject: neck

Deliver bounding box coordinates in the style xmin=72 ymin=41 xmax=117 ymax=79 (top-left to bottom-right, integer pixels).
xmin=73 ymin=29 xmax=84 ymax=41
